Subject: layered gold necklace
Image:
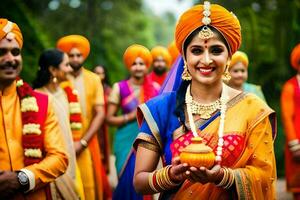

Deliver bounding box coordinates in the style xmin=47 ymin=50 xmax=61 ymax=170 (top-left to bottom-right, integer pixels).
xmin=187 ymin=91 xmax=221 ymax=119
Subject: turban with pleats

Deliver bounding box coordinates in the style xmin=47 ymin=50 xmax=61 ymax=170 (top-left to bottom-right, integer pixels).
xmin=291 ymin=43 xmax=300 ymax=70
xmin=175 ymin=3 xmax=241 ymax=57
xmin=56 ymin=35 xmax=90 ymax=59
xmin=123 ymin=44 xmax=152 ymax=69
xmin=0 ymin=18 xmax=23 ymax=48
xmin=229 ymin=51 xmax=249 ymax=70
xmin=151 ymin=46 xmax=172 ymax=67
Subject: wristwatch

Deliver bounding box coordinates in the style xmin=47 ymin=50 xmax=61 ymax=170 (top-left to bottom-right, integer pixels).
xmin=17 ymin=171 xmax=30 ymax=192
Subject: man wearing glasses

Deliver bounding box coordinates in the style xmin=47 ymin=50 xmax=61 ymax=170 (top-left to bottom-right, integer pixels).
xmin=0 ymin=18 xmax=68 ymax=199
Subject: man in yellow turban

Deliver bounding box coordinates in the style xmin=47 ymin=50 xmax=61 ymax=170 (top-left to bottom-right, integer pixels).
xmin=148 ymin=45 xmax=172 ymax=86
xmin=106 ymin=44 xmax=159 ymax=199
xmin=281 ymin=43 xmax=300 ymax=200
xmin=0 ymin=18 xmax=68 ymax=200
xmin=227 ymin=51 xmax=266 ymax=101
xmin=57 ymin=35 xmax=108 ymax=200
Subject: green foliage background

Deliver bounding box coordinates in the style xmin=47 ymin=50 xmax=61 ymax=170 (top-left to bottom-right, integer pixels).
xmin=2 ymin=0 xmax=300 ymax=177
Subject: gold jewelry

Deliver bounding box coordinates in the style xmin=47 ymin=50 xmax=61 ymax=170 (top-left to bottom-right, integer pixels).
xmin=186 ymin=86 xmax=221 ymax=119
xmin=198 ymin=2 xmax=214 ymax=40
xmin=53 ymin=77 xmax=58 ymax=83
xmin=198 ymin=26 xmax=214 ymax=40
xmin=182 ymin=64 xmax=192 ymax=81
xmin=222 ymin=68 xmax=231 ymax=82
xmin=80 ymin=139 xmax=88 ymax=148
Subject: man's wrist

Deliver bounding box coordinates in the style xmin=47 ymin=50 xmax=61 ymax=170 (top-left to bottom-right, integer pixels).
xmin=16 ymin=171 xmax=30 ymax=192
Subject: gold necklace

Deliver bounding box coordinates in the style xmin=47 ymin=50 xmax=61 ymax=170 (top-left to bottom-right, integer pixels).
xmin=187 ymin=91 xmax=221 ymax=119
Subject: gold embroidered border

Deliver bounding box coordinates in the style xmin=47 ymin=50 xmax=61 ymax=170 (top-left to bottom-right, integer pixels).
xmin=233 ymin=169 xmax=253 ymax=200
xmin=138 ymin=104 xmax=163 ymax=150
xmin=133 ymin=132 xmax=160 ymax=153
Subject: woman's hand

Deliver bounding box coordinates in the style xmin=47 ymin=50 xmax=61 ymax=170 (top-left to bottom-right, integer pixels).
xmin=169 ymin=157 xmax=189 ymax=183
xmin=185 ymin=165 xmax=224 ymax=184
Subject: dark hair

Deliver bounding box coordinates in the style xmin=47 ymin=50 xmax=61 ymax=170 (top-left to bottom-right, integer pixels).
xmin=93 ymin=64 xmax=110 ymax=86
xmin=175 ymin=26 xmax=230 ymax=126
xmin=33 ymin=49 xmax=64 ymax=89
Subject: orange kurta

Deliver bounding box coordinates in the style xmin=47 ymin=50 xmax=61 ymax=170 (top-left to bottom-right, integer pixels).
xmin=0 ymin=82 xmax=68 ymax=200
xmin=281 ymin=76 xmax=300 ymax=192
xmin=69 ymin=68 xmax=106 ymax=200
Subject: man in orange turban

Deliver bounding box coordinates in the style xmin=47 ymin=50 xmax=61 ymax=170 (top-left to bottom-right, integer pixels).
xmin=106 ymin=44 xmax=159 ymax=199
xmin=227 ymin=51 xmax=265 ymax=101
xmin=281 ymin=43 xmax=300 ymax=200
xmin=0 ymin=18 xmax=68 ymax=199
xmin=148 ymin=45 xmax=172 ymax=86
xmin=57 ymin=35 xmax=108 ymax=200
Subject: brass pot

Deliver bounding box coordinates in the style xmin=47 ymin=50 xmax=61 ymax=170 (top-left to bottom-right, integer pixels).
xmin=179 ymin=137 xmax=215 ymax=168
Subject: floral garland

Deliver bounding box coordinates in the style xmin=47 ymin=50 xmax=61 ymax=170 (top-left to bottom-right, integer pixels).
xmin=60 ymin=82 xmax=83 ymax=141
xmin=16 ymin=78 xmax=44 ymax=165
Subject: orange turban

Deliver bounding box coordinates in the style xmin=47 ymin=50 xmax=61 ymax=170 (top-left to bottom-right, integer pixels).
xmin=0 ymin=18 xmax=23 ymax=48
xmin=56 ymin=35 xmax=90 ymax=59
xmin=229 ymin=51 xmax=249 ymax=70
xmin=123 ymin=44 xmax=152 ymax=69
xmin=291 ymin=43 xmax=300 ymax=70
xmin=175 ymin=3 xmax=241 ymax=57
xmin=168 ymin=41 xmax=180 ymax=65
xmin=151 ymin=46 xmax=172 ymax=67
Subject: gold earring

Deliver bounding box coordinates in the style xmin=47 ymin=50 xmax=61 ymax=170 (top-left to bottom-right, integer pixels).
xmin=53 ymin=77 xmax=58 ymax=83
xmin=222 ymin=67 xmax=231 ymax=82
xmin=182 ymin=64 xmax=192 ymax=81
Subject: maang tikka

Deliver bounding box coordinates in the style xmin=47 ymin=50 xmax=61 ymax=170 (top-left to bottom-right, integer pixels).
xmin=198 ymin=1 xmax=214 ymax=40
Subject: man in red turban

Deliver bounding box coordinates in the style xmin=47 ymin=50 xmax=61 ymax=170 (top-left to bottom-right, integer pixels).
xmin=0 ymin=18 xmax=68 ymax=200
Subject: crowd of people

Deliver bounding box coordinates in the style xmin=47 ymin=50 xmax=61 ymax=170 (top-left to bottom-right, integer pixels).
xmin=0 ymin=1 xmax=300 ymax=200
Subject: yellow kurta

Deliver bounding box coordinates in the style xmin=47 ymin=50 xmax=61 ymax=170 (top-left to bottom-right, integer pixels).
xmin=69 ymin=67 xmax=104 ymax=200
xmin=0 ymin=82 xmax=68 ymax=200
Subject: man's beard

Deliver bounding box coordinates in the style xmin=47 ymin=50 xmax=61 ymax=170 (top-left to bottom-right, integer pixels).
xmin=70 ymin=62 xmax=82 ymax=72
xmin=153 ymin=66 xmax=167 ymax=75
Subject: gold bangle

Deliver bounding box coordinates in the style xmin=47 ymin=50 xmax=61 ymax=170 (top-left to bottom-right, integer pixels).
xmin=80 ymin=139 xmax=88 ymax=148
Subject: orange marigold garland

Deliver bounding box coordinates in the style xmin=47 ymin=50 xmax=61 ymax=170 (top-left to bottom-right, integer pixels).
xmin=16 ymin=78 xmax=44 ymax=166
xmin=61 ymin=82 xmax=83 ymax=141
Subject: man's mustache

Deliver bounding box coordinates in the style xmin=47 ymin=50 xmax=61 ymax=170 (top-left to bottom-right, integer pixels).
xmin=0 ymin=61 xmax=19 ymax=69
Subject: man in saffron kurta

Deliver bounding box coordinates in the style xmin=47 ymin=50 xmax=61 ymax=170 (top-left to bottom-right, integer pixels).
xmin=281 ymin=43 xmax=300 ymax=200
xmin=57 ymin=35 xmax=109 ymax=200
xmin=148 ymin=46 xmax=171 ymax=86
xmin=0 ymin=18 xmax=68 ymax=200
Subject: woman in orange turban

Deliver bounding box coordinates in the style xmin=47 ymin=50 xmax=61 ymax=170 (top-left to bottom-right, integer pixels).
xmin=281 ymin=43 xmax=300 ymax=200
xmin=106 ymin=44 xmax=159 ymax=200
xmin=227 ymin=51 xmax=266 ymax=101
xmin=133 ymin=1 xmax=276 ymax=199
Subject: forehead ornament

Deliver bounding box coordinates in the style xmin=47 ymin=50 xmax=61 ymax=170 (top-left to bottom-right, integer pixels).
xmin=198 ymin=1 xmax=214 ymax=40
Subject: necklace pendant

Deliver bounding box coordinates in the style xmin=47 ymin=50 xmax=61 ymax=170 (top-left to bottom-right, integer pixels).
xmin=201 ymin=113 xmax=211 ymax=119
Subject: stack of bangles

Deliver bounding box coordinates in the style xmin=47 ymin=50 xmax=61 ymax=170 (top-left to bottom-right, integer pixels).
xmin=148 ymin=165 xmax=181 ymax=192
xmin=216 ymin=167 xmax=235 ymax=189
xmin=288 ymin=139 xmax=300 ymax=152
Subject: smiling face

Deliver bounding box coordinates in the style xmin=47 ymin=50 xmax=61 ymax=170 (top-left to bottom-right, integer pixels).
xmin=185 ymin=32 xmax=230 ymax=86
xmin=129 ymin=57 xmax=147 ymax=80
xmin=56 ymin=53 xmax=72 ymax=82
xmin=228 ymin=62 xmax=248 ymax=88
xmin=0 ymin=37 xmax=22 ymax=86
